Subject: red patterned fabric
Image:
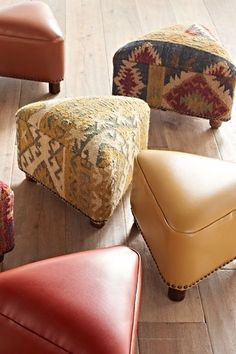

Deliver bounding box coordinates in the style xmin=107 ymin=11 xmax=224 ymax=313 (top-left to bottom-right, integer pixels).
xmin=0 ymin=182 xmax=14 ymax=259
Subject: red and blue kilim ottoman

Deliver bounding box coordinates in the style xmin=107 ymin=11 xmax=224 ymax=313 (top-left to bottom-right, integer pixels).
xmin=112 ymin=24 xmax=236 ymax=129
xmin=0 ymin=182 xmax=14 ymax=262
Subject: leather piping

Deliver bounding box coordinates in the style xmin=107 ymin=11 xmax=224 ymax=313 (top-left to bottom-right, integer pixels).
xmin=132 ymin=210 xmax=236 ymax=290
xmin=0 ymin=312 xmax=72 ymax=354
xmin=136 ymin=156 xmax=236 ymax=234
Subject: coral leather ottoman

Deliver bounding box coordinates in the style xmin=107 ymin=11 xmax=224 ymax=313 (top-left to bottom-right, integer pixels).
xmin=131 ymin=150 xmax=236 ymax=301
xmin=0 ymin=246 xmax=141 ymax=354
xmin=0 ymin=1 xmax=64 ymax=94
xmin=0 ymin=181 xmax=14 ymax=262
xmin=113 ymin=24 xmax=236 ymax=128
xmin=16 ymin=96 xmax=150 ymax=227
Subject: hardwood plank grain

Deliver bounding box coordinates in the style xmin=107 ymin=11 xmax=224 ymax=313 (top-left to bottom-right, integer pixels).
xmin=135 ymin=0 xmax=176 ymax=33
xmin=138 ymin=322 xmax=213 ymax=354
xmin=0 ymin=78 xmax=20 ymax=183
xmin=66 ymin=0 xmax=110 ymax=97
xmin=199 ymin=270 xmax=236 ymax=354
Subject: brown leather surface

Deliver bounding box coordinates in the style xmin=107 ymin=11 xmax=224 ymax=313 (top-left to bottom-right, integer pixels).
xmin=0 ymin=1 xmax=64 ymax=83
xmin=131 ymin=150 xmax=236 ymax=288
xmin=0 ymin=246 xmax=141 ymax=354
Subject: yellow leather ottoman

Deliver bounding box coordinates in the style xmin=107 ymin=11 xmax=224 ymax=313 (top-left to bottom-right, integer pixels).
xmin=131 ymin=150 xmax=236 ymax=301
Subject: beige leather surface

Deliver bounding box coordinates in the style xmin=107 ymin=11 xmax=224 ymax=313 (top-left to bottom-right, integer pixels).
xmin=0 ymin=1 xmax=64 ymax=83
xmin=135 ymin=150 xmax=236 ymax=233
xmin=131 ymin=150 xmax=236 ymax=288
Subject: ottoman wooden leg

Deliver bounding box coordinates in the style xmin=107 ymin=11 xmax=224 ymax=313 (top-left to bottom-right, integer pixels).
xmin=0 ymin=254 xmax=4 ymax=263
xmin=168 ymin=287 xmax=186 ymax=302
xmin=25 ymin=174 xmax=36 ymax=183
xmin=209 ymin=119 xmax=222 ymax=129
xmin=49 ymin=82 xmax=60 ymax=94
xmin=90 ymin=219 xmax=106 ymax=228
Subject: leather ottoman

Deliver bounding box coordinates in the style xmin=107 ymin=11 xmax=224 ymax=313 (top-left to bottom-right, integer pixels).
xmin=0 ymin=1 xmax=64 ymax=94
xmin=0 ymin=246 xmax=141 ymax=354
xmin=0 ymin=181 xmax=14 ymax=263
xmin=16 ymin=96 xmax=150 ymax=227
xmin=131 ymin=150 xmax=236 ymax=301
xmin=112 ymin=24 xmax=236 ymax=128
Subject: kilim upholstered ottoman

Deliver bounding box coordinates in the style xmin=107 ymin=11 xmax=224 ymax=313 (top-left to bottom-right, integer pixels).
xmin=0 ymin=1 xmax=64 ymax=94
xmin=131 ymin=150 xmax=236 ymax=301
xmin=0 ymin=182 xmax=14 ymax=263
xmin=113 ymin=24 xmax=236 ymax=128
xmin=0 ymin=246 xmax=142 ymax=354
xmin=16 ymin=96 xmax=150 ymax=227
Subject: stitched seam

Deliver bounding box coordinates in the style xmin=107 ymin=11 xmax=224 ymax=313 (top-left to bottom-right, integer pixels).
xmin=128 ymin=250 xmax=141 ymax=354
xmin=0 ymin=312 xmax=72 ymax=354
xmin=136 ymin=156 xmax=236 ymax=234
xmin=132 ymin=210 xmax=236 ymax=290
xmin=0 ymin=33 xmax=63 ymax=42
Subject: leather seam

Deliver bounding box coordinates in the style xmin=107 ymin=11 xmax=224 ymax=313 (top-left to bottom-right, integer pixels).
xmin=132 ymin=211 xmax=236 ymax=290
xmin=0 ymin=33 xmax=63 ymax=42
xmin=2 ymin=72 xmax=64 ymax=83
xmin=136 ymin=156 xmax=236 ymax=234
xmin=128 ymin=249 xmax=141 ymax=354
xmin=0 ymin=312 xmax=72 ymax=354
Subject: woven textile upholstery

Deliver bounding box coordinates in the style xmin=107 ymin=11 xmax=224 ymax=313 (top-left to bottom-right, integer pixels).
xmin=112 ymin=24 xmax=236 ymax=128
xmin=0 ymin=182 xmax=14 ymax=259
xmin=16 ymin=96 xmax=150 ymax=223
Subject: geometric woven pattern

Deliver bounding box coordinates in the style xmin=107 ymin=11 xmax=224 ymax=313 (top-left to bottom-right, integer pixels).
xmin=112 ymin=24 xmax=236 ymax=127
xmin=0 ymin=181 xmax=14 ymax=258
xmin=16 ymin=96 xmax=150 ymax=223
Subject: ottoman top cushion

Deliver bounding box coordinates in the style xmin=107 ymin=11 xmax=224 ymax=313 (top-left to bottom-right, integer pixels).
xmin=16 ymin=96 xmax=150 ymax=149
xmin=0 ymin=246 xmax=141 ymax=354
xmin=0 ymin=1 xmax=63 ymax=41
xmin=136 ymin=150 xmax=236 ymax=233
xmin=114 ymin=24 xmax=235 ymax=78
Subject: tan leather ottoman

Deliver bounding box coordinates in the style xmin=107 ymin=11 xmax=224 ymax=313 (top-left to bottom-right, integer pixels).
xmin=0 ymin=246 xmax=141 ymax=354
xmin=0 ymin=1 xmax=64 ymax=94
xmin=131 ymin=150 xmax=236 ymax=301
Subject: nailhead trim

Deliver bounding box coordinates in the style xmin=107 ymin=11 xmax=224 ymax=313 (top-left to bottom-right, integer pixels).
xmin=23 ymin=171 xmax=106 ymax=226
xmin=131 ymin=208 xmax=236 ymax=290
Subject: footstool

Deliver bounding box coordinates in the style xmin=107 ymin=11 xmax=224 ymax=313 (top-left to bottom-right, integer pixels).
xmin=131 ymin=150 xmax=236 ymax=301
xmin=0 ymin=1 xmax=64 ymax=94
xmin=0 ymin=246 xmax=141 ymax=354
xmin=16 ymin=96 xmax=150 ymax=226
xmin=112 ymin=24 xmax=236 ymax=128
xmin=0 ymin=182 xmax=14 ymax=263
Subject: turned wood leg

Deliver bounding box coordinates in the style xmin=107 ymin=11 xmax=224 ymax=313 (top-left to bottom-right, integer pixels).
xmin=168 ymin=287 xmax=186 ymax=302
xmin=209 ymin=119 xmax=222 ymax=129
xmin=0 ymin=254 xmax=4 ymax=263
xmin=25 ymin=174 xmax=36 ymax=183
xmin=90 ymin=219 xmax=106 ymax=228
xmin=49 ymin=82 xmax=60 ymax=94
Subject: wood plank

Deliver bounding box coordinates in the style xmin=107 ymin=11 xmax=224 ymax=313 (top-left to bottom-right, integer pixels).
xmin=124 ymin=191 xmax=205 ymax=323
xmin=0 ymin=78 xmax=20 ymax=183
xmin=138 ymin=322 xmax=213 ymax=354
xmin=199 ymin=270 xmax=236 ymax=354
xmin=65 ymin=0 xmax=110 ymax=97
xmin=135 ymin=0 xmax=176 ymax=33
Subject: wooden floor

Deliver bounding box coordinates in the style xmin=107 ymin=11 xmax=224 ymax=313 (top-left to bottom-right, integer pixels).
xmin=1 ymin=0 xmax=236 ymax=353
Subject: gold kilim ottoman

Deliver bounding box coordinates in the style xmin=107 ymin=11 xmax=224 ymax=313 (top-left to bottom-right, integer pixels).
xmin=112 ymin=24 xmax=236 ymax=129
xmin=131 ymin=150 xmax=236 ymax=301
xmin=16 ymin=96 xmax=150 ymax=227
